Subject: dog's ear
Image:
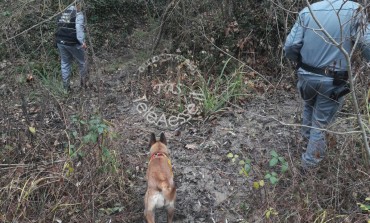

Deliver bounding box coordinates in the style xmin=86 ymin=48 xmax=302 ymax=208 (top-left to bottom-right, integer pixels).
xmin=149 ymin=133 xmax=156 ymax=146
xmin=159 ymin=132 xmax=167 ymax=145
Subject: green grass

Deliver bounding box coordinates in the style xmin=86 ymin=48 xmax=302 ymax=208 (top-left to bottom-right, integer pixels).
xmin=198 ymin=58 xmax=247 ymax=115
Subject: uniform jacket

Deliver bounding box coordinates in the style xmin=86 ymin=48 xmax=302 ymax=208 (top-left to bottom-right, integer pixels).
xmin=284 ymin=0 xmax=370 ymax=71
xmin=56 ymin=5 xmax=85 ymax=46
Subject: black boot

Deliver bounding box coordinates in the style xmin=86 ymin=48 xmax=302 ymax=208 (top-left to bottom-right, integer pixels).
xmin=63 ymin=82 xmax=71 ymax=93
xmin=80 ymin=77 xmax=88 ymax=89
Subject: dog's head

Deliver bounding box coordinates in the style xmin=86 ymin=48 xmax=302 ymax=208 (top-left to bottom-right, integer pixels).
xmin=149 ymin=132 xmax=169 ymax=155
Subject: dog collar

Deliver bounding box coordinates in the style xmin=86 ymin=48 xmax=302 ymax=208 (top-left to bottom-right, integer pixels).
xmin=148 ymin=152 xmax=173 ymax=176
xmin=149 ymin=152 xmax=168 ymax=162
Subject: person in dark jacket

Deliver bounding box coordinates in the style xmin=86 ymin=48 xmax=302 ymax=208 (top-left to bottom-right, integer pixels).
xmin=284 ymin=0 xmax=370 ymax=170
xmin=56 ymin=0 xmax=87 ymax=91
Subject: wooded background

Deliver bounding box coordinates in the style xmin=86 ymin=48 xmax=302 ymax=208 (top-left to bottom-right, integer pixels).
xmin=1 ymin=0 xmax=370 ymax=222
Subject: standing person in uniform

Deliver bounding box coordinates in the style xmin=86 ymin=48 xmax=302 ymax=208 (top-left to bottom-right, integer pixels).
xmin=56 ymin=0 xmax=87 ymax=92
xmin=284 ymin=0 xmax=370 ymax=170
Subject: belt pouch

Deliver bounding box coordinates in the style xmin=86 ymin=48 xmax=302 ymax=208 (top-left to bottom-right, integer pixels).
xmin=333 ymin=72 xmax=348 ymax=86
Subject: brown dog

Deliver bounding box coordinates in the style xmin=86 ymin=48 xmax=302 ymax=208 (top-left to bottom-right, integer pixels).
xmin=144 ymin=132 xmax=176 ymax=223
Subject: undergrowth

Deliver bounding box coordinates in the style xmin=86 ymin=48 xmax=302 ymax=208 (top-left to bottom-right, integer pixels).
xmin=199 ymin=58 xmax=248 ymax=115
xmin=1 ymin=0 xmax=370 ymax=222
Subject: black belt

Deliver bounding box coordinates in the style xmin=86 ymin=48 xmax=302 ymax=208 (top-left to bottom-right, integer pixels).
xmin=58 ymin=40 xmax=78 ymax=46
xmin=300 ymin=62 xmax=348 ymax=77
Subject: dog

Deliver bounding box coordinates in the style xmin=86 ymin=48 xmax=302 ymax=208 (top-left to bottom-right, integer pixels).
xmin=144 ymin=132 xmax=176 ymax=223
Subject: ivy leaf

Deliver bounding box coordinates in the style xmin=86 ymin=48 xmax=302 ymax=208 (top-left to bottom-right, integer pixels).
xmin=264 ymin=173 xmax=271 ymax=179
xmin=259 ymin=180 xmax=265 ymax=187
xmin=28 ymin=126 xmax=36 ymax=134
xmin=83 ymin=133 xmax=98 ymax=143
xmin=239 ymin=160 xmax=245 ymax=165
xmin=244 ymin=163 xmax=251 ymax=173
xmin=64 ymin=162 xmax=74 ymax=177
xmin=270 ymin=176 xmax=278 ymax=184
xmin=278 ymin=156 xmax=285 ymax=163
xmin=265 ymin=210 xmax=271 ymax=219
xmin=71 ymin=115 xmax=78 ymax=123
xmin=240 ymin=168 xmax=248 ymax=176
xmin=281 ymin=163 xmax=289 ymax=173
xmin=99 ymin=205 xmax=124 ymax=215
xmin=77 ymin=151 xmax=85 ymax=158
xmin=358 ymin=203 xmax=370 ymax=211
xmin=98 ymin=126 xmax=105 ymax=134
xmin=270 ymin=150 xmax=278 ymax=157
xmin=72 ymin=130 xmax=78 ymax=138
xmin=269 ymin=157 xmax=278 ymax=167
xmin=3 ymin=11 xmax=11 ymax=16
xmin=226 ymin=152 xmax=234 ymax=158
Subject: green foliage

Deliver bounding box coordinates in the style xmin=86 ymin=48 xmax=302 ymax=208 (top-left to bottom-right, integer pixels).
xmin=252 ymin=180 xmax=265 ymax=190
xmin=68 ymin=115 xmax=117 ymax=173
xmin=264 ymin=150 xmax=289 ymax=185
xmin=28 ymin=60 xmax=66 ymax=95
xmin=2 ymin=11 xmax=11 ymax=17
xmin=264 ymin=207 xmax=278 ymax=219
xmin=239 ymin=202 xmax=249 ymax=212
xmin=198 ymin=59 xmax=247 ymax=115
xmin=226 ymin=152 xmax=252 ymax=177
xmin=264 ymin=171 xmax=278 ymax=185
xmin=357 ymin=197 xmax=370 ymax=213
xmin=268 ymin=150 xmax=289 ymax=173
xmin=227 ymin=149 xmax=289 ymax=188
xmin=99 ymin=204 xmax=124 ymax=215
xmin=80 ymin=116 xmax=109 ymax=143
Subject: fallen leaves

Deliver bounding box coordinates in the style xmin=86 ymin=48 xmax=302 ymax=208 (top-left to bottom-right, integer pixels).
xmin=185 ymin=144 xmax=198 ymax=150
xmin=28 ymin=126 xmax=36 ymax=134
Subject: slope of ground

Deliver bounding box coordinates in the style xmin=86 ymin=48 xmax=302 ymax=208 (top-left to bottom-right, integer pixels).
xmin=1 ymin=46 xmax=369 ymax=222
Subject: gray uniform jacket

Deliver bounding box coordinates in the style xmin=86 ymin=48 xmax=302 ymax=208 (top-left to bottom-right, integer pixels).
xmin=284 ymin=0 xmax=370 ymax=71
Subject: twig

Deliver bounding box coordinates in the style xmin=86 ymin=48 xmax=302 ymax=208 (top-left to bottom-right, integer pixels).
xmin=152 ymin=0 xmax=179 ymax=54
xmin=200 ymin=22 xmax=273 ymax=88
xmin=1 ymin=3 xmax=73 ymax=45
xmin=252 ymin=112 xmax=362 ymax=135
xmin=0 ymin=160 xmax=66 ymax=168
xmin=356 ymin=168 xmax=370 ymax=178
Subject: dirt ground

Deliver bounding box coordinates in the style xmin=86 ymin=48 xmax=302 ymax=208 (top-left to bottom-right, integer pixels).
xmin=118 ymin=93 xmax=301 ymax=223
xmin=80 ymin=53 xmax=303 ymax=222
xmin=1 ymin=47 xmax=369 ymax=222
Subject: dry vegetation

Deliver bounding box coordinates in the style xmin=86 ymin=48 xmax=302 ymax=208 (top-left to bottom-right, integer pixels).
xmin=1 ymin=0 xmax=370 ymax=222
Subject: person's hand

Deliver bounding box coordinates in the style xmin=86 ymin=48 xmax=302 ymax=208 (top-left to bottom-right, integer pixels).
xmin=82 ymin=42 xmax=87 ymax=49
